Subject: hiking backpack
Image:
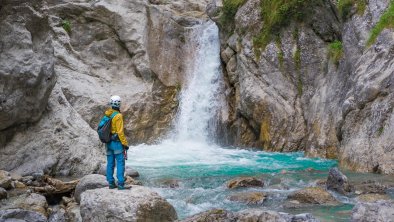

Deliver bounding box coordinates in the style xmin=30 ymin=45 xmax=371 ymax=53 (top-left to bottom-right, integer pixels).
xmin=97 ymin=112 xmax=118 ymax=143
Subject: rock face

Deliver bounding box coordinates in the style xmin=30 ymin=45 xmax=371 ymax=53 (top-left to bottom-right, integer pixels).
xmin=80 ymin=187 xmax=177 ymax=222
xmin=213 ymin=0 xmax=394 ymax=173
xmin=74 ymin=174 xmax=108 ymax=204
xmin=0 ymin=0 xmax=209 ymax=176
xmin=351 ymin=200 xmax=394 ymax=222
xmin=326 ymin=167 xmax=353 ymax=195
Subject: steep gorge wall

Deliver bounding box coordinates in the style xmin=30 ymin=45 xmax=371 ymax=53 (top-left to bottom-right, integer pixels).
xmin=211 ymin=0 xmax=394 ymax=174
xmin=0 ymin=0 xmax=209 ymax=176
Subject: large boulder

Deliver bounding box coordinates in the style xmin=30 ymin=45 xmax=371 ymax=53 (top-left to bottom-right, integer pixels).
xmin=0 ymin=209 xmax=47 ymax=222
xmin=74 ymin=174 xmax=107 ymax=204
xmin=80 ymin=187 xmax=177 ymax=222
xmin=0 ymin=193 xmax=48 ymax=217
xmin=287 ymin=187 xmax=338 ymax=205
xmin=0 ymin=170 xmax=12 ymax=189
xmin=227 ymin=177 xmax=264 ymax=189
xmin=326 ymin=167 xmax=353 ymax=195
xmin=351 ymin=200 xmax=394 ymax=222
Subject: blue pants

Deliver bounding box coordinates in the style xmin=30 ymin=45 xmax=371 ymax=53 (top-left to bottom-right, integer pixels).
xmin=106 ymin=152 xmax=125 ymax=186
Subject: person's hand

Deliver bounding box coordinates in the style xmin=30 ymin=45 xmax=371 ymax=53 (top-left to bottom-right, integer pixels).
xmin=123 ymin=145 xmax=129 ymax=150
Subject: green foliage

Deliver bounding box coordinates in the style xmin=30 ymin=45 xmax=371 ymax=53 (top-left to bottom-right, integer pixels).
xmin=337 ymin=0 xmax=367 ymax=19
xmin=253 ymin=0 xmax=316 ymax=50
xmin=328 ymin=40 xmax=343 ymax=65
xmin=378 ymin=126 xmax=384 ymax=136
xmin=62 ymin=19 xmax=71 ymax=34
xmin=367 ymin=1 xmax=394 ymax=46
xmin=220 ymin=0 xmax=246 ymax=26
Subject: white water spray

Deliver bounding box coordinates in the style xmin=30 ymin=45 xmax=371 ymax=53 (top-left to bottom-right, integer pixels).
xmin=172 ymin=22 xmax=225 ymax=143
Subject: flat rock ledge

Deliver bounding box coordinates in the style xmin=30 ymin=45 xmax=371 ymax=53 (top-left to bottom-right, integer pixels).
xmin=80 ymin=186 xmax=177 ymax=222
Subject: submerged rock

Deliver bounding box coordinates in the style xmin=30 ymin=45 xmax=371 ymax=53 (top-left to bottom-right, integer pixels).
xmin=356 ymin=193 xmax=391 ymax=203
xmin=326 ymin=167 xmax=353 ymax=195
xmin=80 ymin=187 xmax=177 ymax=222
xmin=351 ymin=200 xmax=394 ymax=222
xmin=287 ymin=187 xmax=338 ymax=205
xmin=228 ymin=192 xmax=267 ymax=205
xmin=227 ymin=177 xmax=264 ymax=189
xmin=74 ymin=174 xmax=107 ymax=204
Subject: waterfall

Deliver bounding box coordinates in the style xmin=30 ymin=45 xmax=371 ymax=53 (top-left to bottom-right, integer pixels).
xmin=172 ymin=22 xmax=226 ymax=143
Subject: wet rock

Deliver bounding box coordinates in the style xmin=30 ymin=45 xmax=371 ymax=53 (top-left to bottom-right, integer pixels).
xmin=125 ymin=176 xmax=142 ymax=186
xmin=0 ymin=170 xmax=12 ymax=189
xmin=351 ymin=200 xmax=394 ymax=222
xmin=80 ymin=187 xmax=177 ymax=222
xmin=0 ymin=209 xmax=47 ymax=222
xmin=227 ymin=177 xmax=264 ymax=189
xmin=179 ymin=209 xmax=237 ymax=222
xmin=74 ymin=174 xmax=107 ymax=204
xmin=354 ymin=180 xmax=388 ymax=195
xmin=287 ymin=187 xmax=338 ymax=205
xmin=158 ymin=179 xmax=180 ymax=188
xmin=125 ymin=168 xmax=140 ymax=178
xmin=356 ymin=193 xmax=391 ymax=203
xmin=0 ymin=187 xmax=7 ymax=200
xmin=326 ymin=168 xmax=353 ymax=195
xmin=228 ymin=192 xmax=267 ymax=205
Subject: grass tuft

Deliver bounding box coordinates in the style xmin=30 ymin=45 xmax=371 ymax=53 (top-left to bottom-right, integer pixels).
xmin=366 ymin=1 xmax=394 ymax=46
xmin=62 ymin=19 xmax=71 ymax=34
xmin=220 ymin=0 xmax=246 ymax=27
xmin=328 ymin=40 xmax=343 ymax=65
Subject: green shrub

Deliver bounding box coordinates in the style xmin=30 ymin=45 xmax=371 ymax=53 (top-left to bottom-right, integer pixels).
xmin=253 ymin=0 xmax=317 ymax=50
xmin=367 ymin=1 xmax=394 ymax=46
xmin=62 ymin=19 xmax=71 ymax=34
xmin=220 ymin=0 xmax=246 ymax=27
xmin=328 ymin=40 xmax=343 ymax=65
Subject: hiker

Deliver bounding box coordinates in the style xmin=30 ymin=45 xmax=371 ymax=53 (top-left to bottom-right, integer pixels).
xmin=104 ymin=95 xmax=129 ymax=190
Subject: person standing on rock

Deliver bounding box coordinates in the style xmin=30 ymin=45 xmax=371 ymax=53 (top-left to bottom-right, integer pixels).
xmin=104 ymin=95 xmax=130 ymax=190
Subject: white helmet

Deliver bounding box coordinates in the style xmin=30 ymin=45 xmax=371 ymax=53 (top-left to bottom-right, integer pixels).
xmin=110 ymin=95 xmax=121 ymax=108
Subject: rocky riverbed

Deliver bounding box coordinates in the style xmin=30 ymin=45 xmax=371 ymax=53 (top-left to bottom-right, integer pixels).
xmin=1 ymin=167 xmax=393 ymax=221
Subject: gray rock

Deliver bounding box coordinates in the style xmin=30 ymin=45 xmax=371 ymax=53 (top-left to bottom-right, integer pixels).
xmin=0 ymin=209 xmax=47 ymax=222
xmin=227 ymin=176 xmax=264 ymax=189
xmin=287 ymin=187 xmax=338 ymax=205
xmin=326 ymin=167 xmax=353 ymax=195
xmin=180 ymin=209 xmax=320 ymax=222
xmin=0 ymin=170 xmax=12 ymax=189
xmin=0 ymin=193 xmax=48 ymax=217
xmin=74 ymin=174 xmax=108 ymax=204
xmin=351 ymin=200 xmax=394 ymax=222
xmin=80 ymin=187 xmax=177 ymax=222
xmin=48 ymin=206 xmax=66 ymax=222
xmin=0 ymin=187 xmax=7 ymax=200
xmin=125 ymin=167 xmax=140 ymax=178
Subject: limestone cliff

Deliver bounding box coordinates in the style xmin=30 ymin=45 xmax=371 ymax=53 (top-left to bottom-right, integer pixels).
xmin=210 ymin=0 xmax=394 ymax=174
xmin=0 ymin=0 xmax=209 ymax=176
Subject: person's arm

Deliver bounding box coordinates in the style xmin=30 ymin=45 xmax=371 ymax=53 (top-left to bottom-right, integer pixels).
xmin=114 ymin=113 xmax=129 ymax=147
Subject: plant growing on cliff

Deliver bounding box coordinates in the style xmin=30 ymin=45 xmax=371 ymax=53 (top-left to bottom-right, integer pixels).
xmin=328 ymin=40 xmax=343 ymax=65
xmin=253 ymin=0 xmax=317 ymax=50
xmin=220 ymin=0 xmax=246 ymax=27
xmin=62 ymin=19 xmax=72 ymax=34
xmin=367 ymin=1 xmax=394 ymax=46
xmin=337 ymin=0 xmax=367 ymax=19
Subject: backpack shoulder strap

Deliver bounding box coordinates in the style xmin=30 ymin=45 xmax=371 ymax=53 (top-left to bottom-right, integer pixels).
xmin=110 ymin=111 xmax=119 ymax=119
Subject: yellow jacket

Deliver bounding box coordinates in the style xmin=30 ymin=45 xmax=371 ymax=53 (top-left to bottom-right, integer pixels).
xmin=105 ymin=108 xmax=128 ymax=146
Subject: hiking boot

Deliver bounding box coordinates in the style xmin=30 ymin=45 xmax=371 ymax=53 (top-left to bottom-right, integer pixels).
xmin=109 ymin=183 xmax=117 ymax=189
xmin=118 ymin=184 xmax=131 ymax=190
